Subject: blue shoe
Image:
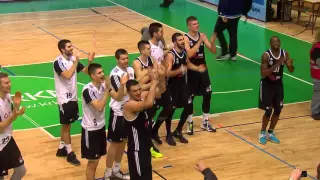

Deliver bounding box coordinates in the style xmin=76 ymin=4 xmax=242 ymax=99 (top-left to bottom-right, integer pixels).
xmin=267 ymin=132 xmax=280 ymax=144
xmin=259 ymin=131 xmax=267 ymax=144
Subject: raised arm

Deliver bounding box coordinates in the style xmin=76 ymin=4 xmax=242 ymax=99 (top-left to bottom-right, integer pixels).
xmin=284 ymin=51 xmax=294 ymax=73
xmin=109 ymin=73 xmax=128 ymax=101
xmin=83 ymin=78 xmax=110 ymax=112
xmin=260 ymin=53 xmax=285 ymax=78
xmin=184 ymin=35 xmax=203 ymax=59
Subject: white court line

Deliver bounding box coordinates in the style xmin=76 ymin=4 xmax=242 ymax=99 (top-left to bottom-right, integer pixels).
xmin=0 ymin=5 xmax=118 ymax=16
xmin=106 ymin=0 xmax=313 ymax=86
xmin=186 ymin=0 xmax=311 ymax=45
xmin=213 ymin=88 xmax=253 ymax=94
xmin=3 ymin=52 xmax=140 ymax=67
xmin=0 ymin=12 xmax=134 ymax=26
xmin=22 ymin=114 xmax=55 ymax=139
xmin=10 ymin=75 xmax=86 ymax=86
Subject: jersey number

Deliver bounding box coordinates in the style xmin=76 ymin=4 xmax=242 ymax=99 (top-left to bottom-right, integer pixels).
xmin=66 ymin=93 xmax=72 ymax=99
xmin=273 ymin=66 xmax=280 ymax=73
xmin=1 ymin=136 xmax=9 ymax=145
xmin=93 ymin=119 xmax=97 ymax=126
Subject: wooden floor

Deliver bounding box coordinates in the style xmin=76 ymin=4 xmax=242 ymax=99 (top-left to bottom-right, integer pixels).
xmin=2 ymin=3 xmax=320 ymax=180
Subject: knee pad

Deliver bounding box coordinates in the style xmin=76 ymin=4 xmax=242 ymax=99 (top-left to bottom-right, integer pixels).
xmin=264 ymin=107 xmax=272 ymax=118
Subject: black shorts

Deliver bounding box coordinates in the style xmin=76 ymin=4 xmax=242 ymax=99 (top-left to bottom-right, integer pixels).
xmin=127 ymin=150 xmax=152 ymax=180
xmin=169 ymin=84 xmax=192 ymax=108
xmin=107 ymin=109 xmax=127 ymax=142
xmin=0 ymin=137 xmax=24 ymax=175
xmin=154 ymin=89 xmax=172 ymax=108
xmin=258 ymin=79 xmax=284 ymax=110
xmin=81 ymin=126 xmax=107 ymax=160
xmin=187 ymin=69 xmax=212 ymax=96
xmin=58 ymin=101 xmax=79 ymax=124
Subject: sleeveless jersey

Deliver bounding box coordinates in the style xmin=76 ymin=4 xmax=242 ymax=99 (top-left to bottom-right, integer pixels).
xmin=135 ymin=57 xmax=154 ymax=70
xmin=264 ymin=48 xmax=285 ymax=83
xmin=0 ymin=94 xmax=13 ymax=151
xmin=124 ymin=108 xmax=151 ymax=152
xmin=185 ymin=32 xmax=206 ymax=66
xmin=149 ymin=40 xmax=165 ymax=64
xmin=168 ymin=48 xmax=188 ymax=85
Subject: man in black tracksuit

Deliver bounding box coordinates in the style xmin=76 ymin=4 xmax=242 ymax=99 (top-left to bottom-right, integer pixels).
xmin=215 ymin=0 xmax=252 ymax=61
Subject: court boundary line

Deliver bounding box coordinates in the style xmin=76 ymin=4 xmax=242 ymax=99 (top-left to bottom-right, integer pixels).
xmin=0 ymin=5 xmax=118 ymax=16
xmin=212 ymin=88 xmax=252 ymax=94
xmin=22 ymin=114 xmax=55 ymax=139
xmin=0 ymin=11 xmax=134 ymax=26
xmin=106 ymin=0 xmax=313 ymax=86
xmin=3 ymin=53 xmax=140 ymax=67
xmin=186 ymin=0 xmax=312 ymax=44
xmin=219 ymin=124 xmax=318 ymax=180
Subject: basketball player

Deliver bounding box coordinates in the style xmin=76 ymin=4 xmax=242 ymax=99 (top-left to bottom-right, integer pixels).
xmin=258 ymin=36 xmax=294 ymax=145
xmin=54 ymin=39 xmax=95 ymax=165
xmin=184 ymin=16 xmax=217 ymax=135
xmin=164 ymin=33 xmax=207 ymax=145
xmin=81 ymin=63 xmax=110 ymax=180
xmin=132 ymin=40 xmax=167 ymax=158
xmin=104 ymin=49 xmax=133 ymax=180
xmin=123 ymin=70 xmax=159 ymax=180
xmin=0 ymin=72 xmax=27 ymax=180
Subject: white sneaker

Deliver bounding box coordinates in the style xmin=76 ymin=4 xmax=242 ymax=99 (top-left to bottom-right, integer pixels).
xmin=113 ymin=170 xmax=130 ymax=180
xmin=230 ymin=56 xmax=236 ymax=61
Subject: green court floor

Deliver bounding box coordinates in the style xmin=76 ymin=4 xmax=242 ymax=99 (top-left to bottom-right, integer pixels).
xmin=0 ymin=0 xmax=313 ymax=138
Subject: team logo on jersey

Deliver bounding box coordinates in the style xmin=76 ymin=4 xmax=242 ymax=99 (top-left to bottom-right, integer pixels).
xmin=269 ymin=60 xmax=273 ymax=65
xmin=129 ymin=73 xmax=134 ymax=79
xmin=190 ymin=42 xmax=193 ymax=46
xmin=176 ymin=58 xmax=179 ymax=64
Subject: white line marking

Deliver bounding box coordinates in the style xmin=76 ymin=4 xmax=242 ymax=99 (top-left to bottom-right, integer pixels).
xmin=186 ymin=0 xmax=311 ymax=44
xmin=213 ymin=88 xmax=253 ymax=94
xmin=106 ymin=0 xmax=313 ymax=86
xmin=0 ymin=12 xmax=134 ymax=26
xmin=23 ymin=114 xmax=55 ymax=139
xmin=0 ymin=5 xmax=118 ymax=16
xmin=9 ymin=75 xmax=86 ymax=86
xmin=3 ymin=52 xmax=140 ymax=67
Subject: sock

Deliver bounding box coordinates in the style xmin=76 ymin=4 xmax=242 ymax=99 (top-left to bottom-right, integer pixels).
xmin=113 ymin=162 xmax=121 ymax=173
xmin=268 ymin=129 xmax=273 ymax=133
xmin=106 ymin=168 xmax=112 ymax=177
xmin=58 ymin=141 xmax=65 ymax=149
xmin=187 ymin=115 xmax=193 ymax=123
xmin=203 ymin=113 xmax=209 ymax=123
xmin=65 ymin=144 xmax=72 ymax=154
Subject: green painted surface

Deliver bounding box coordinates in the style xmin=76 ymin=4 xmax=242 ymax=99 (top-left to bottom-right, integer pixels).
xmin=1 ymin=0 xmax=313 ymax=137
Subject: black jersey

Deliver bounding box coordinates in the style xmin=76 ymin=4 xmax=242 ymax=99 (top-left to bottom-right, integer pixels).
xmin=167 ymin=48 xmax=187 ymax=85
xmin=124 ymin=107 xmax=151 ymax=152
xmin=185 ymin=32 xmax=206 ymax=66
xmin=135 ymin=56 xmax=153 ymax=70
xmin=263 ymin=49 xmax=285 ymax=83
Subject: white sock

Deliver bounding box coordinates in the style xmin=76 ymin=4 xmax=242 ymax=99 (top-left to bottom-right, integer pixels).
xmin=203 ymin=113 xmax=209 ymax=123
xmin=187 ymin=115 xmax=193 ymax=123
xmin=106 ymin=168 xmax=112 ymax=177
xmin=58 ymin=141 xmax=65 ymax=149
xmin=65 ymin=144 xmax=72 ymax=154
xmin=113 ymin=162 xmax=121 ymax=173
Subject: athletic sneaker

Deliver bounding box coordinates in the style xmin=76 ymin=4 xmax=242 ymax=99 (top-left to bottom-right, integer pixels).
xmin=216 ymin=54 xmax=230 ymax=61
xmin=267 ymin=132 xmax=280 ymax=144
xmin=67 ymin=152 xmax=81 ymax=166
xmin=230 ymin=56 xmax=236 ymax=61
xmin=201 ymin=120 xmax=216 ymax=132
xmin=150 ymin=147 xmax=163 ymax=158
xmin=166 ymin=134 xmax=176 ymax=146
xmin=187 ymin=121 xmax=194 ymax=135
xmin=151 ymin=133 xmax=163 ymax=145
xmin=259 ymin=130 xmax=267 ymax=145
xmin=112 ymin=170 xmax=130 ymax=180
xmin=56 ymin=147 xmax=67 ymax=157
xmin=172 ymin=130 xmax=188 ymax=143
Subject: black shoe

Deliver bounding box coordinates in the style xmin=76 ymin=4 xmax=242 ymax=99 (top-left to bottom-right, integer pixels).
xmin=173 ymin=130 xmax=188 ymax=143
xmin=152 ymin=145 xmax=160 ymax=153
xmin=56 ymin=147 xmax=67 ymax=157
xmin=166 ymin=134 xmax=176 ymax=146
xmin=152 ymin=133 xmax=163 ymax=145
xmin=160 ymin=0 xmax=173 ymax=7
xmin=67 ymin=152 xmax=81 ymax=166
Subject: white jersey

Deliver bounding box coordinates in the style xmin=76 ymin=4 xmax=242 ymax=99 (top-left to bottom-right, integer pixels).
xmin=149 ymin=40 xmax=164 ymax=63
xmin=53 ymin=55 xmax=85 ymax=105
xmin=81 ymin=82 xmax=106 ymax=131
xmin=0 ymin=94 xmax=13 ymax=151
xmin=109 ymin=66 xmax=135 ymax=116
